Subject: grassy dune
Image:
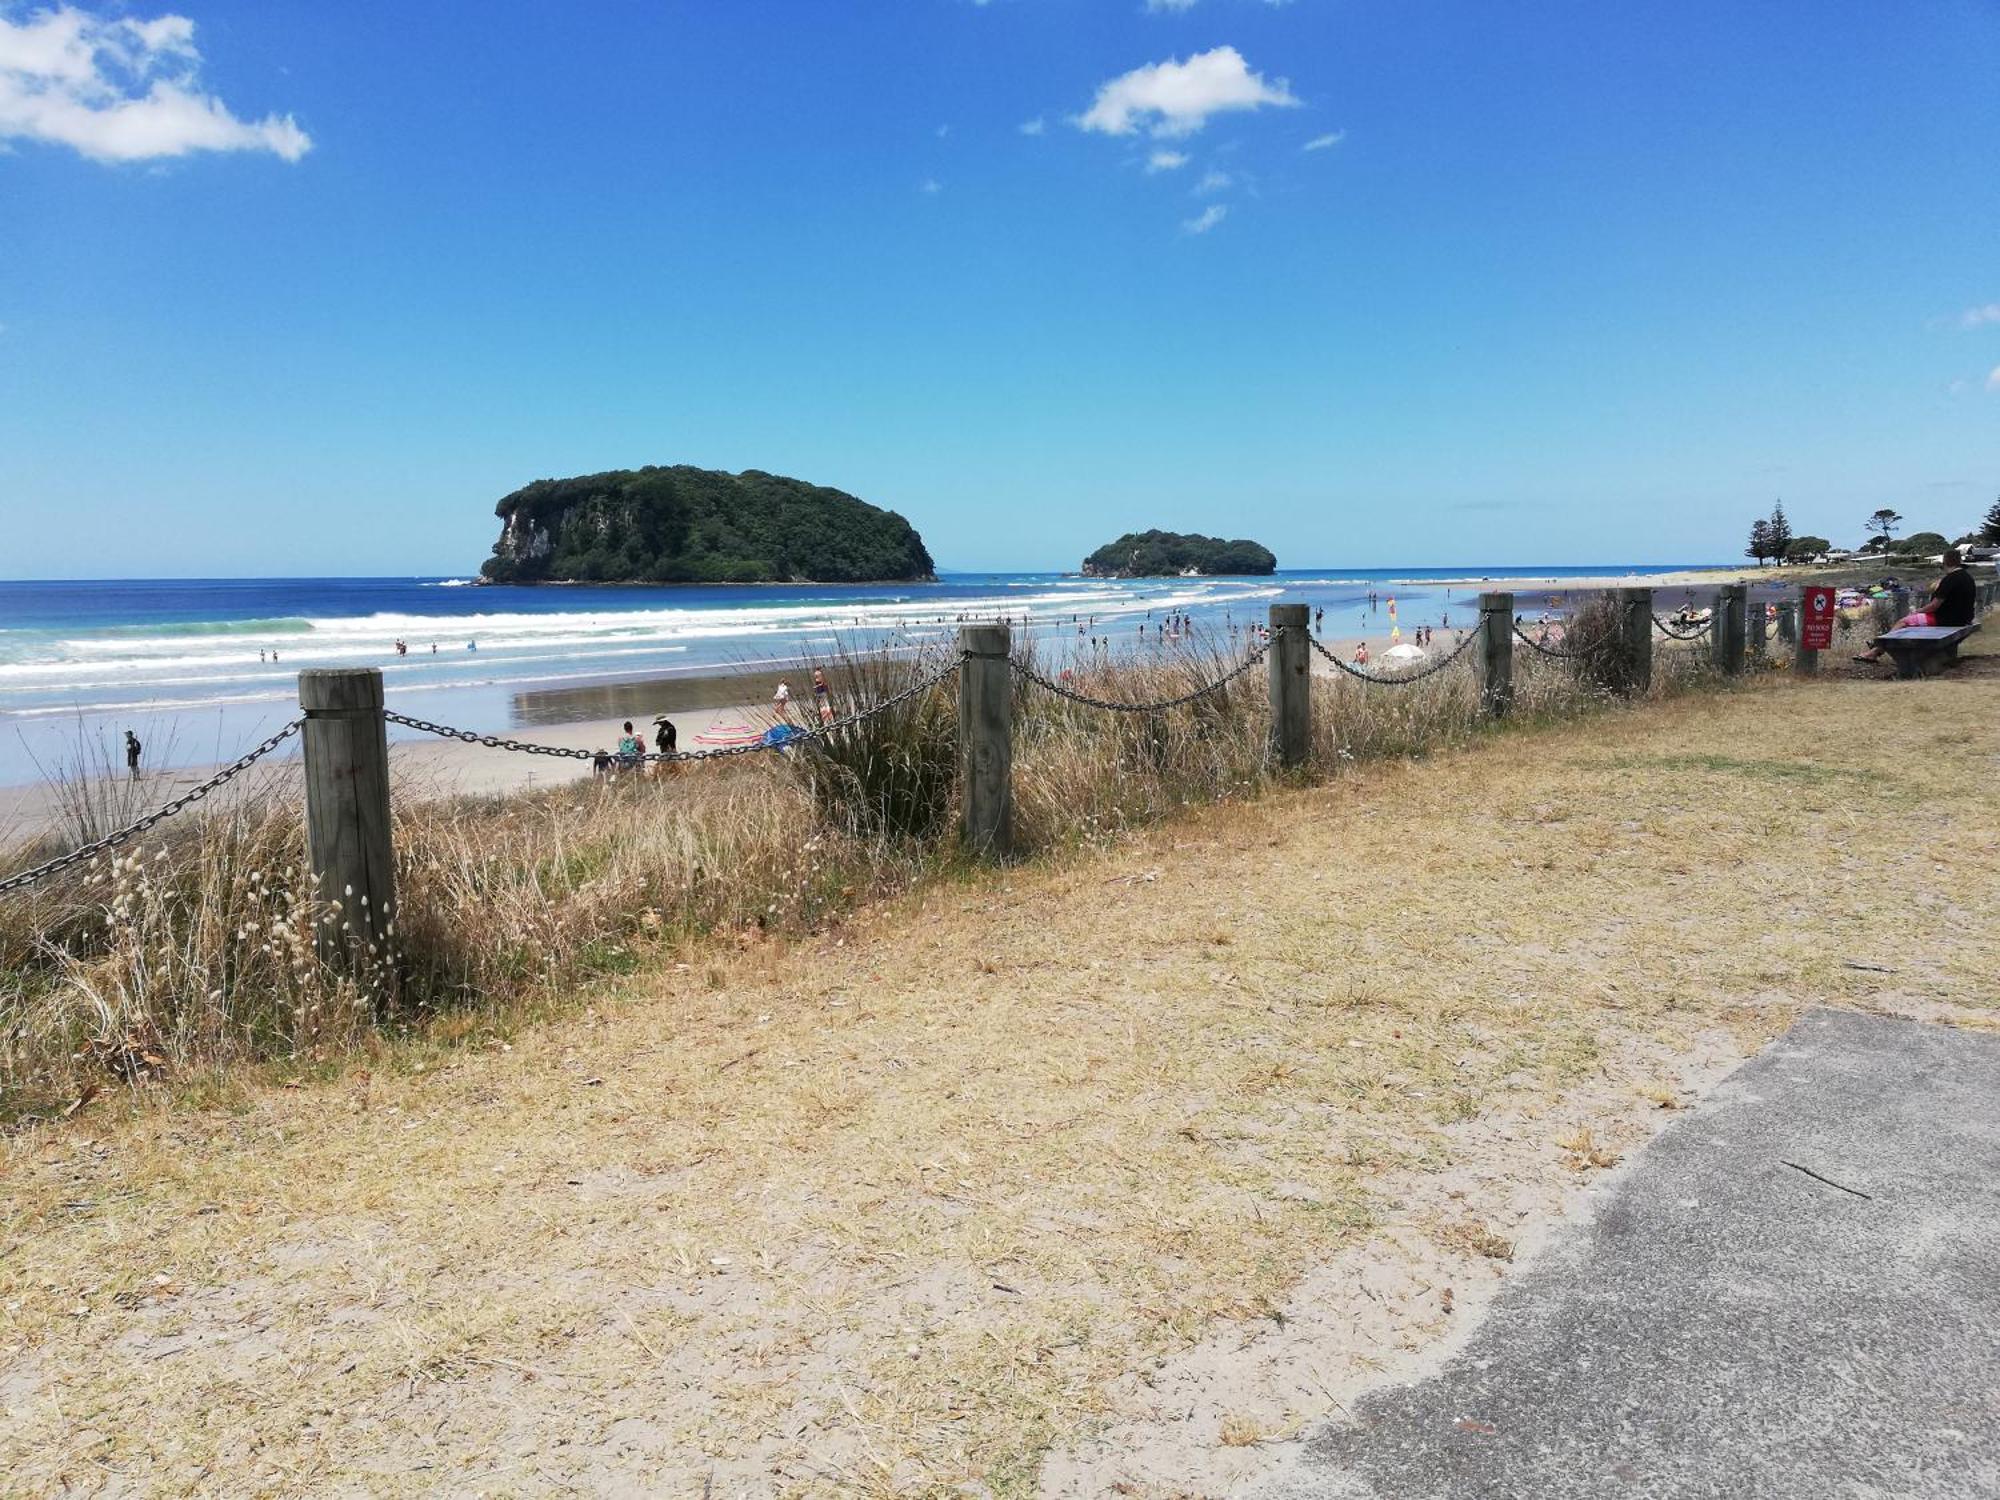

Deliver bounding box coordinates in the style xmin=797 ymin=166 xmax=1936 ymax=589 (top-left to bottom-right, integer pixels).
xmin=4 ymin=641 xmax=1995 ymax=1494
xmin=1 ymin=627 xmax=1677 ymax=1120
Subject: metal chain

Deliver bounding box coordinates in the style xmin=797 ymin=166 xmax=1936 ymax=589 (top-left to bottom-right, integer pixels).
xmin=1652 ymin=613 xmax=1711 ymax=640
xmin=383 ymin=711 xmax=597 ymax=760
xmin=1510 ymin=622 xmax=1622 ymax=660
xmin=385 ymin=655 xmax=965 ymax=766
xmin=1307 ymin=628 xmax=1478 ymax=684
xmin=0 ymin=719 xmax=303 ymax=897
xmin=1010 ymin=637 xmax=1272 ymax=713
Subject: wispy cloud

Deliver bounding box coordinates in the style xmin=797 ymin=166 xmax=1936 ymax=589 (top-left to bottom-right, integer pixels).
xmin=1961 ymin=303 xmax=2000 ymax=329
xmin=919 ymin=177 xmax=943 ymax=194
xmin=1182 ymin=203 xmax=1228 ymax=234
xmin=1146 ymin=148 xmax=1189 ymax=173
xmin=1987 ymin=365 xmax=2000 ymax=392
xmin=1303 ymin=130 xmax=1344 ymax=152
xmin=1194 ymin=167 xmax=1231 ymax=194
xmin=1077 ymin=46 xmax=1298 ymax=139
xmin=0 ymin=4 xmax=309 ymax=163
xmin=1144 ymin=0 xmax=1200 ymax=10
xmin=1018 ymin=115 xmax=1045 ymax=136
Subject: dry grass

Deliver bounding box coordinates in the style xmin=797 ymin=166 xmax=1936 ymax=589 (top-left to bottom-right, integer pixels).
xmin=1 ymin=637 xmax=1702 ymax=1119
xmin=4 ymin=652 xmax=1996 ymax=1494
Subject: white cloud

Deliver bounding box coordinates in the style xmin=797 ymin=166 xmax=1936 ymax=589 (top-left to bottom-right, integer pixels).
xmin=920 ymin=177 xmax=943 ymax=194
xmin=1194 ymin=167 xmax=1230 ymax=194
xmin=1146 ymin=148 xmax=1188 ymax=173
xmin=1145 ymin=0 xmax=1200 ymax=11
xmin=1960 ymin=303 xmax=2000 ymax=329
xmin=1018 ymin=115 xmax=1045 ymax=136
xmin=1182 ymin=203 xmax=1228 ymax=234
xmin=1303 ymin=130 xmax=1344 ymax=151
xmin=1077 ymin=45 xmax=1298 ymax=139
xmin=935 ymin=123 xmax=950 ymax=139
xmin=0 ymin=4 xmax=308 ymax=163
xmin=1987 ymin=365 xmax=2000 ymax=392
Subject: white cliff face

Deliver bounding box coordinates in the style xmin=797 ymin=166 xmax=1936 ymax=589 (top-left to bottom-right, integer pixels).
xmin=497 ymin=510 xmax=554 ymax=563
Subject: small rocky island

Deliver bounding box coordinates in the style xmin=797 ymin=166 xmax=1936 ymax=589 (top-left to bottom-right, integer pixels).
xmin=480 ymin=465 xmax=934 ymax=584
xmin=1081 ymin=530 xmax=1277 ymax=578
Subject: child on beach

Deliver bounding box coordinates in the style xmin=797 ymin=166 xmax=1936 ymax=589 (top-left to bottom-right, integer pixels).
xmin=812 ymin=668 xmax=834 ymax=726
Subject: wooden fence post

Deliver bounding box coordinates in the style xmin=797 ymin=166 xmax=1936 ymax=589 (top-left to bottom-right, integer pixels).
xmin=1620 ymin=587 xmax=1653 ymax=695
xmin=1776 ymin=598 xmax=1797 ymax=645
xmin=1746 ymin=592 xmax=1767 ymax=656
xmin=1268 ymin=603 xmax=1310 ymax=769
xmin=1793 ymin=588 xmax=1820 ymax=677
xmin=1477 ymin=592 xmax=1515 ymax=718
xmin=299 ymin=668 xmax=396 ymax=978
xmin=1712 ymin=584 xmax=1747 ymax=675
xmin=958 ymin=623 xmax=1013 ymax=860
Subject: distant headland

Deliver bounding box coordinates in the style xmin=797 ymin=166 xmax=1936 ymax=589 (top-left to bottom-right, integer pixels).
xmin=1081 ymin=530 xmax=1278 ymax=578
xmin=479 ymin=465 xmax=935 ymax=584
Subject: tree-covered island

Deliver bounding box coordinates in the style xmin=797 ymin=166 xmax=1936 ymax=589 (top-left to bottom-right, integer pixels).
xmin=479 ymin=466 xmax=934 ymax=584
xmin=1081 ymin=530 xmax=1277 ymax=578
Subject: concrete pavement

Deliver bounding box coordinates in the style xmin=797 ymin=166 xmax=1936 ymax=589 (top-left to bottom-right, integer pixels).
xmin=1254 ymin=1008 xmax=2000 ymax=1499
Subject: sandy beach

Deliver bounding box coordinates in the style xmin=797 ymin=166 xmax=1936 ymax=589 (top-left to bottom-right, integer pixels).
xmin=0 ymin=697 xmax=781 ymax=853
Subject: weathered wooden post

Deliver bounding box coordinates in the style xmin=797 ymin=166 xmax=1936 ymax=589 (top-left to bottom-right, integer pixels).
xmin=1776 ymin=598 xmax=1797 ymax=645
xmin=1476 ymin=592 xmax=1515 ymax=718
xmin=299 ymin=668 xmax=396 ymax=977
xmin=1711 ymin=584 xmax=1747 ymax=675
xmin=1793 ymin=589 xmax=1820 ymax=677
xmin=1746 ymin=593 xmax=1767 ymax=656
xmin=958 ymin=623 xmax=1013 ymax=860
xmin=1268 ymin=603 xmax=1311 ymax=769
xmin=1619 ymin=587 xmax=1653 ymax=696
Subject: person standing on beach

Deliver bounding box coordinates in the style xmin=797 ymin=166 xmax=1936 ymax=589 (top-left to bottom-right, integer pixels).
xmin=124 ymin=729 xmax=141 ymax=778
xmin=812 ymin=668 xmax=834 ymax=726
xmin=616 ymin=721 xmax=642 ymax=771
xmin=773 ymin=680 xmax=792 ymax=719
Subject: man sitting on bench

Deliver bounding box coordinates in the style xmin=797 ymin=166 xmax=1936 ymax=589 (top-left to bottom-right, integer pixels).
xmin=1853 ymin=548 xmax=1977 ymax=664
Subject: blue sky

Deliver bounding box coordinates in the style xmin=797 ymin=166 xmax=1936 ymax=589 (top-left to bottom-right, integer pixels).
xmin=2 ymin=0 xmax=1997 ymax=578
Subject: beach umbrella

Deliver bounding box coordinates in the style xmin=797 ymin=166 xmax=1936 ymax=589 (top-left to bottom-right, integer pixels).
xmin=694 ymin=720 xmax=764 ymax=747
xmin=1381 ymin=642 xmax=1425 ymax=663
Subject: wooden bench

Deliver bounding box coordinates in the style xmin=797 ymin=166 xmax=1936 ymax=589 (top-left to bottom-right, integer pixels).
xmin=1869 ymin=622 xmax=1980 ymax=678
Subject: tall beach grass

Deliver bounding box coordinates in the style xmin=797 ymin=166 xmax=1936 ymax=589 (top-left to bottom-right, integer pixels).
xmin=0 ymin=628 xmax=1718 ymax=1119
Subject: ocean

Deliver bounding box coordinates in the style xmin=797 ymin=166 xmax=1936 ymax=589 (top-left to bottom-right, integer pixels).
xmin=0 ymin=568 xmax=1712 ymax=787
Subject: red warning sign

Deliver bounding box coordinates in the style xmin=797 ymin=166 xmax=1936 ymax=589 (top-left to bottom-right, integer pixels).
xmin=1800 ymin=586 xmax=1837 ymax=651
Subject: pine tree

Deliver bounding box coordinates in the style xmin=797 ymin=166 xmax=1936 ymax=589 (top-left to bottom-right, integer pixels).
xmin=1766 ymin=501 xmax=1794 ymax=566
xmin=1745 ymin=518 xmax=1774 ymax=566
xmin=1982 ymin=497 xmax=2000 ymax=545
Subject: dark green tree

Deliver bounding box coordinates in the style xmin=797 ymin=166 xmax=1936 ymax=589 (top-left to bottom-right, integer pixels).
xmin=1892 ymin=530 xmax=1948 ymax=557
xmin=1864 ymin=507 xmax=1903 ymax=545
xmin=1981 ymin=497 xmax=2000 ymax=545
xmin=1766 ymin=502 xmax=1794 ymax=565
xmin=1784 ymin=535 xmax=1831 ymax=563
xmin=1745 ymin=518 xmax=1775 ymax=566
